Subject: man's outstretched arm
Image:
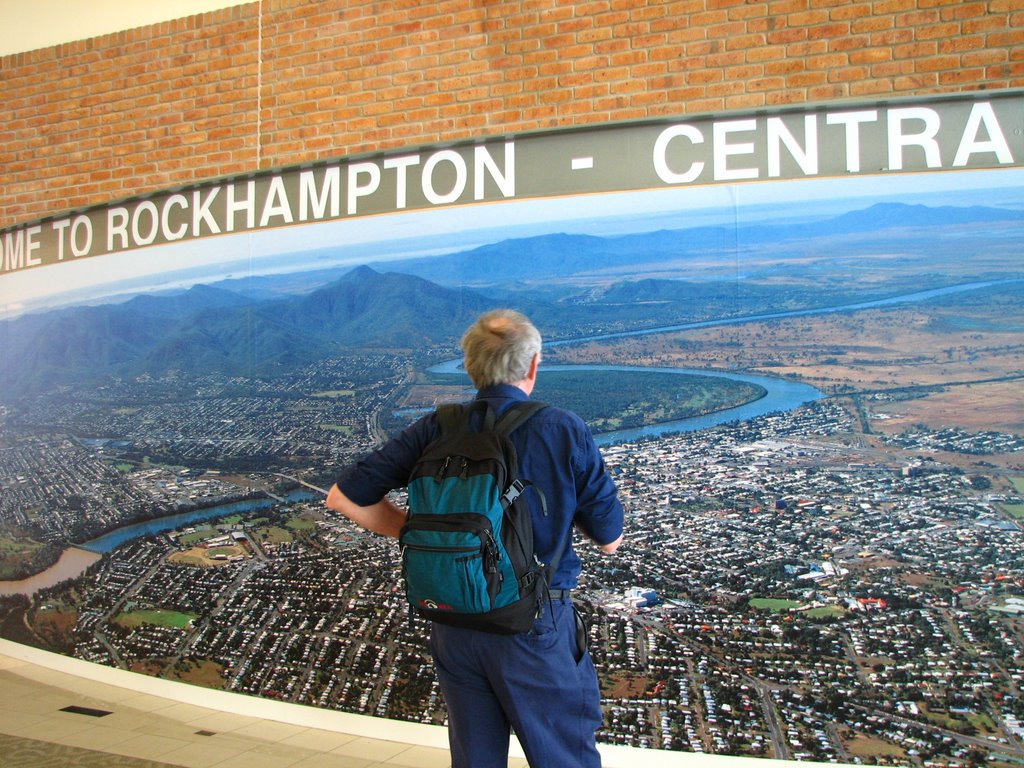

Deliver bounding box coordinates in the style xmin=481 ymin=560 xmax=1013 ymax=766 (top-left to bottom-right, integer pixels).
xmin=325 ymin=484 xmax=407 ymax=539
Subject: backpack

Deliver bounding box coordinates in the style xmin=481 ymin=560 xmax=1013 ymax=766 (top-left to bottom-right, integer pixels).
xmin=400 ymin=399 xmax=557 ymax=634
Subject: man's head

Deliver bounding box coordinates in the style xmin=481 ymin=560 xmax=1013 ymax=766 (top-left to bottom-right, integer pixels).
xmin=461 ymin=309 xmax=541 ymax=390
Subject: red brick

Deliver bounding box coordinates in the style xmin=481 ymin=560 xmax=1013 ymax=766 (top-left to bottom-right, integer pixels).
xmin=3 ymin=0 xmax=1023 ymax=228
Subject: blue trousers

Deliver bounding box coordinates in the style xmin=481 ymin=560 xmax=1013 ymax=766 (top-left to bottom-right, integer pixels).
xmin=429 ymin=597 xmax=603 ymax=768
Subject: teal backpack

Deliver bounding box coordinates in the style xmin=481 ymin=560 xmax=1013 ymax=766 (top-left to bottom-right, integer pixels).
xmin=401 ymin=400 xmax=555 ymax=634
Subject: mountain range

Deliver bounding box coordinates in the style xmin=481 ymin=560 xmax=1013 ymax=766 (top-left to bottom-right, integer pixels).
xmin=0 ymin=267 xmax=497 ymax=397
xmin=1 ymin=202 xmax=1022 ymax=400
xmin=384 ymin=202 xmax=1024 ymax=285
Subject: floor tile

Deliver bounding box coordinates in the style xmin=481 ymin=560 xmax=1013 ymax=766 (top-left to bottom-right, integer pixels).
xmin=159 ymin=738 xmax=248 ymax=768
xmin=331 ymin=736 xmax=409 ymax=762
xmin=292 ymin=754 xmax=375 ymax=768
xmin=151 ymin=701 xmax=221 ymax=723
xmin=384 ymin=744 xmax=452 ymax=767
xmin=108 ymin=732 xmax=196 ymax=760
xmin=230 ymin=719 xmax=309 ymax=742
xmin=49 ymin=723 xmax=138 ymax=751
xmin=0 ymin=644 xmax=669 ymax=768
xmin=279 ymin=728 xmax=358 ymax=752
xmin=206 ymin=749 xmax=303 ymax=767
xmin=184 ymin=710 xmax=260 ymax=733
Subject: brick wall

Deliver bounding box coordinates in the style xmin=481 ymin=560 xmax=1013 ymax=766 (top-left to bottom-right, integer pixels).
xmin=2 ymin=0 xmax=1022 ymax=230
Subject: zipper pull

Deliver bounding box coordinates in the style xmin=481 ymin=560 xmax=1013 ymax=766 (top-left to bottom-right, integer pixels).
xmin=486 ymin=533 xmax=501 ymax=572
xmin=435 ymin=456 xmax=451 ymax=482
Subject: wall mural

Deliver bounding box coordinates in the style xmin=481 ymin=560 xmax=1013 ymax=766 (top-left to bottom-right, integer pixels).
xmin=1 ymin=92 xmax=1023 ymax=764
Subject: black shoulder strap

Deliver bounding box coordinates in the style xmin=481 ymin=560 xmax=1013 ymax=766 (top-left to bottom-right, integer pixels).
xmin=435 ymin=403 xmax=464 ymax=434
xmin=436 ymin=401 xmax=497 ymax=434
xmin=437 ymin=400 xmax=545 ymax=436
xmin=495 ymin=401 xmax=549 ymax=516
xmin=494 ymin=400 xmax=547 ymax=438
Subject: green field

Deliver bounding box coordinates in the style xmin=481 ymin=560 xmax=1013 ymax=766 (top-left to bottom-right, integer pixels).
xmin=0 ymin=534 xmax=51 ymax=579
xmin=177 ymin=526 xmax=217 ymax=546
xmin=114 ymin=609 xmax=196 ymax=629
xmin=1007 ymin=477 xmax=1024 ymax=519
xmin=320 ymin=423 xmax=354 ymax=435
xmin=0 ymin=534 xmax=44 ymax=558
xmin=312 ymin=390 xmax=356 ymax=398
xmin=533 ymin=370 xmax=766 ymax=434
xmin=749 ymin=598 xmax=801 ymax=612
xmin=805 ymin=606 xmax=846 ymax=619
xmin=255 ymin=526 xmax=293 ymax=545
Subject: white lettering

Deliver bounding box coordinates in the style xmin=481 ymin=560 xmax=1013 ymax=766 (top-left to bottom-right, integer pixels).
xmin=161 ymin=195 xmax=188 ymax=241
xmin=70 ymin=216 xmax=93 ymax=256
xmin=52 ymin=218 xmax=71 ymax=261
xmin=826 ymin=110 xmax=878 ymax=173
xmin=192 ymin=187 xmax=221 ymax=236
xmin=299 ymin=167 xmax=340 ymax=220
xmin=347 ymin=162 xmax=381 ymax=215
xmin=132 ymin=201 xmax=160 ymax=246
xmin=474 ymin=143 xmax=515 ymax=200
xmin=1 ymin=227 xmax=42 ymax=271
xmin=26 ymin=225 xmax=42 ymax=266
xmin=767 ymin=115 xmax=818 ymax=177
xmin=107 ymin=208 xmax=130 ymax=251
xmin=653 ymin=125 xmax=705 ymax=184
xmin=384 ymin=155 xmax=421 ymax=209
xmin=226 ymin=181 xmax=256 ymax=232
xmin=2 ymin=227 xmax=42 ymax=271
xmin=954 ymin=101 xmax=1013 ymax=167
xmin=260 ymin=176 xmax=293 ymax=227
xmin=422 ymin=150 xmax=467 ymax=205
xmin=714 ymin=120 xmax=759 ymax=181
xmin=2 ymin=231 xmax=23 ymax=271
xmin=888 ymin=107 xmax=942 ymax=170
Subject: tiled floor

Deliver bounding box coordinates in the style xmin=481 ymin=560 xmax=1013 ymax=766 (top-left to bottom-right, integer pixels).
xmin=0 ymin=640 xmax=531 ymax=768
xmin=0 ymin=640 xmax=710 ymax=768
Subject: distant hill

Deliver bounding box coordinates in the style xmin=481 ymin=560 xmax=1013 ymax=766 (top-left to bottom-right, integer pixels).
xmin=827 ymin=202 xmax=1024 ymax=232
xmin=386 ymin=202 xmax=1024 ymax=285
xmin=0 ymin=267 xmax=497 ymax=398
xmin=121 ymin=283 xmax=253 ymax=318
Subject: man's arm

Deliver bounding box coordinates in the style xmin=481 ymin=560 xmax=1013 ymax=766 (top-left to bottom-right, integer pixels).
xmin=325 ymin=483 xmax=407 ymax=539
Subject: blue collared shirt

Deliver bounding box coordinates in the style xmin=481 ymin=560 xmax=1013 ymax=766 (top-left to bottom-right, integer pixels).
xmin=335 ymin=383 xmax=624 ymax=589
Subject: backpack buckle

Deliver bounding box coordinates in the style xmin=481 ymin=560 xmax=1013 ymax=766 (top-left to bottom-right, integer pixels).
xmin=501 ymin=478 xmax=526 ymax=506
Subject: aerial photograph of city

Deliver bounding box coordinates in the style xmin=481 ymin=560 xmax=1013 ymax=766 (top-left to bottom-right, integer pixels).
xmin=1 ymin=166 xmax=1022 ymax=766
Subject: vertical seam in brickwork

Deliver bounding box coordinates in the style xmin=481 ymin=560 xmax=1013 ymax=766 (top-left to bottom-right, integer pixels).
xmin=257 ymin=0 xmax=264 ymax=168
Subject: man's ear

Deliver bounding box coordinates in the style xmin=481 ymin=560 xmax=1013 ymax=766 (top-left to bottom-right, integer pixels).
xmin=527 ymin=353 xmax=539 ymax=381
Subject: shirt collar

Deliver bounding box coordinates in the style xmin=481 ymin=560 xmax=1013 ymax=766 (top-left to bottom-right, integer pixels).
xmin=476 ymin=383 xmax=529 ymax=403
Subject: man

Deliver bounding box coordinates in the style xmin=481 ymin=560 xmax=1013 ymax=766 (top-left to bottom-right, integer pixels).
xmin=326 ymin=308 xmax=625 ymax=767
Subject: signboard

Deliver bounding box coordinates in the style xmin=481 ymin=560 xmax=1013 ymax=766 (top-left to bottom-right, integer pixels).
xmin=2 ymin=91 xmax=1022 ymax=275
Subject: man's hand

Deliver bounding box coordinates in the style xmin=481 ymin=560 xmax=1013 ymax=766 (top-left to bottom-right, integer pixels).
xmin=598 ymin=534 xmax=623 ymax=554
xmin=325 ymin=484 xmax=408 ymax=539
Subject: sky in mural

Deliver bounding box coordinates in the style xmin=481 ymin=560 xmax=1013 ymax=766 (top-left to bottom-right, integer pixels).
xmin=3 ymin=167 xmax=1023 ymax=318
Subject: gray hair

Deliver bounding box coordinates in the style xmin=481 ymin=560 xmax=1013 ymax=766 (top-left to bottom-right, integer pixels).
xmin=460 ymin=309 xmax=542 ymax=389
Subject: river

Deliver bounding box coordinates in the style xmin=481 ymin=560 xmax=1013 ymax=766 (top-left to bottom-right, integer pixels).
xmin=0 ymin=547 xmax=102 ymax=598
xmin=79 ymin=493 xmax=313 ymax=555
xmin=0 ymin=491 xmax=315 ymax=597
xmin=428 ymin=359 xmax=822 ymax=446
